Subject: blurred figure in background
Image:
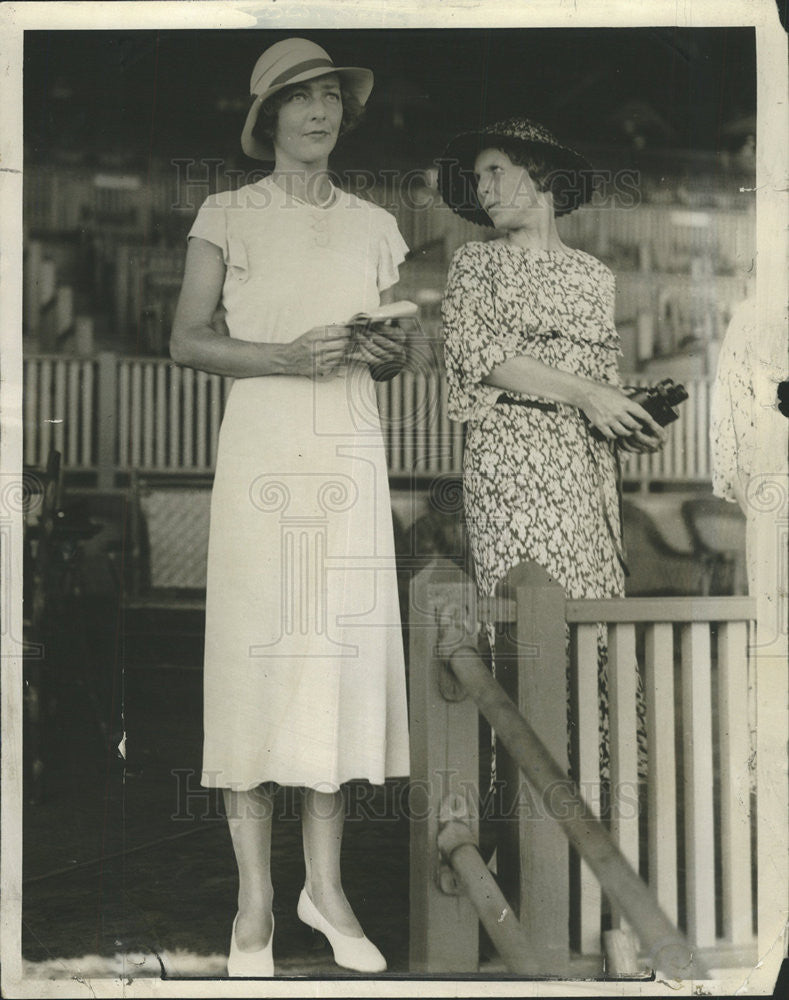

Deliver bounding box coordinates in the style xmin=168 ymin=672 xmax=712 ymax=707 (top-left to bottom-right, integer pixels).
xmin=711 ymin=297 xmax=758 ymax=519
xmin=711 ymin=295 xmax=788 ymax=594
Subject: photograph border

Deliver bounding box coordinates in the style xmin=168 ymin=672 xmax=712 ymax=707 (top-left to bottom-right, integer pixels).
xmin=1 ymin=1 xmax=786 ymax=997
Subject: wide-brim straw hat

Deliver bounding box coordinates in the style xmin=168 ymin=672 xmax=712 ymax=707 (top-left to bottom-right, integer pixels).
xmin=241 ymin=38 xmax=374 ymax=161
xmin=437 ymin=116 xmax=596 ymax=224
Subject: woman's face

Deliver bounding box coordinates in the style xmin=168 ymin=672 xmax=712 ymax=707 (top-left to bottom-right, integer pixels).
xmin=273 ymin=73 xmax=343 ymax=167
xmin=473 ymin=148 xmax=549 ymax=230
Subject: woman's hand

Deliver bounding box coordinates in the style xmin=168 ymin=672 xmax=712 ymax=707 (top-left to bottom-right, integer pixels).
xmin=578 ymin=382 xmax=665 ymax=442
xmin=349 ymin=321 xmax=407 ymax=379
xmin=284 ymin=324 xmax=354 ymax=379
xmin=617 ymin=428 xmax=666 ymax=453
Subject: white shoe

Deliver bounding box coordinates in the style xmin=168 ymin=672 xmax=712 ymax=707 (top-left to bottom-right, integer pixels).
xmin=227 ymin=912 xmax=275 ymax=977
xmin=297 ymin=887 xmax=386 ymax=974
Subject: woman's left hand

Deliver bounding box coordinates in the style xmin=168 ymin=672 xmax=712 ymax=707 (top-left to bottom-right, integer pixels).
xmin=349 ymin=320 xmax=407 ymax=377
xmin=617 ymin=427 xmax=667 ymax=453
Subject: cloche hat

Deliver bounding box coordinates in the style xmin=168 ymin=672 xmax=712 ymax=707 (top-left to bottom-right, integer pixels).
xmin=437 ymin=116 xmax=596 ymax=224
xmin=241 ymin=38 xmax=374 ymax=160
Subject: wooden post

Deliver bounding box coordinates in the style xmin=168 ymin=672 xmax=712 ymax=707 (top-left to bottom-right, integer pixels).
xmin=495 ymin=560 xmax=570 ymax=974
xmin=717 ymin=621 xmax=753 ymax=944
xmin=608 ymin=622 xmax=640 ymax=930
xmin=680 ymin=623 xmax=716 ymax=948
xmin=645 ymin=623 xmax=679 ymax=926
xmin=603 ymin=928 xmax=640 ymax=975
xmin=96 ymin=351 xmax=117 ymax=490
xmin=409 ymin=558 xmax=479 ymax=974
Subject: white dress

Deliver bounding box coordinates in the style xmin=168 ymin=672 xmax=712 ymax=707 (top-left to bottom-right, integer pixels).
xmin=188 ymin=177 xmax=410 ymax=791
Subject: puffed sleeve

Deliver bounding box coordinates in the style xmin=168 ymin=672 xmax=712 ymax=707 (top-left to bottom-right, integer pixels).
xmin=188 ymin=194 xmax=228 ymax=257
xmin=188 ymin=194 xmax=250 ymax=283
xmin=441 ymin=243 xmax=523 ymax=422
xmin=376 ymin=210 xmax=410 ymax=292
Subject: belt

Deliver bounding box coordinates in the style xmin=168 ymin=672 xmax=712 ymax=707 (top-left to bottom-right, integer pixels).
xmin=495 ymin=393 xmax=558 ymax=413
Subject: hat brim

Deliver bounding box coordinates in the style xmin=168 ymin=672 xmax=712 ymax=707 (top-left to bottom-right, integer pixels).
xmin=437 ymin=129 xmax=596 ymax=225
xmin=241 ymin=66 xmax=374 ymax=161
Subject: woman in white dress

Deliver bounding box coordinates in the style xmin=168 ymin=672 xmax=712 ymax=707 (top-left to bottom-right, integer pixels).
xmin=170 ymin=38 xmax=410 ymax=977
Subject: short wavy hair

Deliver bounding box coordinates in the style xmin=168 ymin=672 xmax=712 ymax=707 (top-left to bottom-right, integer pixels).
xmin=251 ymin=79 xmax=366 ymax=149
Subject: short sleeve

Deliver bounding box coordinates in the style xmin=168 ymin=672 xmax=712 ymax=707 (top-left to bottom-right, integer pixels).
xmin=376 ymin=210 xmax=409 ymax=292
xmin=188 ymin=195 xmax=228 ymax=259
xmin=441 ymin=244 xmax=523 ymax=422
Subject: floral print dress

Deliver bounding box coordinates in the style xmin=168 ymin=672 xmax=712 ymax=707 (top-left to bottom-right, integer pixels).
xmin=442 ymin=239 xmax=625 ymax=602
xmin=441 ymin=239 xmax=642 ymax=780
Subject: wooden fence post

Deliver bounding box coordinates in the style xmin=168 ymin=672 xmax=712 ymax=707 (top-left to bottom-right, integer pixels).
xmin=494 ymin=560 xmax=570 ymax=974
xmin=409 ymin=558 xmax=479 ymax=974
xmin=96 ymin=351 xmax=117 ymax=490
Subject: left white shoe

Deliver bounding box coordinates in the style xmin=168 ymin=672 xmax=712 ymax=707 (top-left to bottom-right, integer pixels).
xmin=227 ymin=912 xmax=275 ymax=978
xmin=296 ymin=887 xmax=387 ymax=974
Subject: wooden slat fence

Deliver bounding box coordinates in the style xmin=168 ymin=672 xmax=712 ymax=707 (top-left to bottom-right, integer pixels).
xmin=23 ymin=355 xmax=97 ymax=471
xmin=409 ymin=558 xmax=757 ymax=975
xmin=564 ymin=597 xmax=755 ymax=959
xmin=23 ymin=354 xmax=717 ymax=488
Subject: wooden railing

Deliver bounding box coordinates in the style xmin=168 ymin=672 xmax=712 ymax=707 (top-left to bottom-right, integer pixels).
xmin=409 ymin=558 xmax=757 ymax=976
xmin=24 ymin=355 xmax=98 ymax=473
xmin=23 ymin=353 xmax=717 ymax=489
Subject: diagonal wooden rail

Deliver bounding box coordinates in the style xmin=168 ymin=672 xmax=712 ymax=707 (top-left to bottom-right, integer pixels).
xmin=436 ymin=797 xmax=544 ymax=976
xmin=437 ymin=632 xmax=708 ymax=981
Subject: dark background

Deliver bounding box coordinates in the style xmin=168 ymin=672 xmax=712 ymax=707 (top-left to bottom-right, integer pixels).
xmin=24 ymin=27 xmax=756 ymax=172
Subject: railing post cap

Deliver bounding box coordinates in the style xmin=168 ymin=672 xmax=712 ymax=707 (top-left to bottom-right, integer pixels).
xmin=439 ymin=792 xmax=470 ymax=826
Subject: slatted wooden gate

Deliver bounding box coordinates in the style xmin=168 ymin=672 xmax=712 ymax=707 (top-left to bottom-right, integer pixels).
xmin=409 ymin=558 xmax=757 ymax=976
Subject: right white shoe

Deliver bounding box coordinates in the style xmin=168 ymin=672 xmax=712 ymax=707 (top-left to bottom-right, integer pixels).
xmin=227 ymin=912 xmax=275 ymax=978
xmin=297 ymin=887 xmax=386 ymax=974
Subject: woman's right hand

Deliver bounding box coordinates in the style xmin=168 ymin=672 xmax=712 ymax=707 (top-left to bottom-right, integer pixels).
xmin=578 ymin=382 xmax=665 ymax=442
xmin=284 ymin=325 xmax=354 ymax=379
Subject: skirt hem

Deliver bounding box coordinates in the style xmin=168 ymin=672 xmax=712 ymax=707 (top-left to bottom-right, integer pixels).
xmin=200 ymin=771 xmax=410 ymax=793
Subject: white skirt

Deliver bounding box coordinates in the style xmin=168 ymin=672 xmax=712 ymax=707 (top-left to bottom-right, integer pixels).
xmin=201 ymin=366 xmax=410 ymax=791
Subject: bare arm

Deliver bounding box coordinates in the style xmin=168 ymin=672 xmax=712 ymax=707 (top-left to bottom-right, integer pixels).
xmin=170 ymin=237 xmax=351 ymax=379
xmin=483 ymin=354 xmax=664 ymax=445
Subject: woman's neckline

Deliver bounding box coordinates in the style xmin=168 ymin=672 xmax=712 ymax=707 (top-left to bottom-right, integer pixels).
xmin=494 ymin=238 xmax=579 ymax=258
xmin=265 ymin=174 xmax=340 ymax=210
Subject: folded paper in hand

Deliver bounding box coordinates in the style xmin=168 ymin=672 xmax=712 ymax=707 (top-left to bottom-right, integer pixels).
xmin=348 ymin=300 xmax=418 ymax=325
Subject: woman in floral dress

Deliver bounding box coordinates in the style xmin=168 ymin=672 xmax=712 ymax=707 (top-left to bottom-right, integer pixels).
xmin=438 ymin=118 xmax=664 ymax=776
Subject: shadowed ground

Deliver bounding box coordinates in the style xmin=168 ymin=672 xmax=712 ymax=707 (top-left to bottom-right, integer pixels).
xmin=22 ymin=611 xmax=411 ymax=979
